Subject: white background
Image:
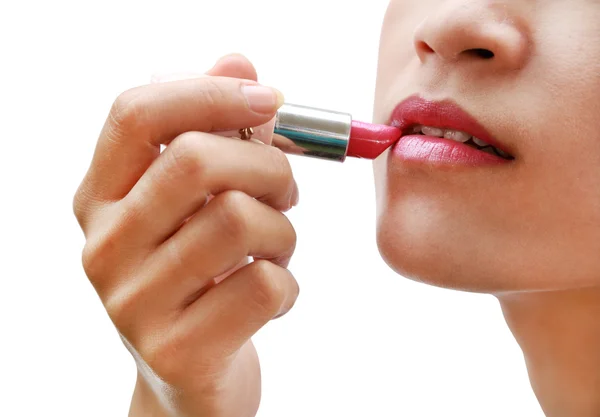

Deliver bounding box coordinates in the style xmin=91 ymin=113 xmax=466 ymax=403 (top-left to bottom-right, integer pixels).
xmin=0 ymin=1 xmax=544 ymax=416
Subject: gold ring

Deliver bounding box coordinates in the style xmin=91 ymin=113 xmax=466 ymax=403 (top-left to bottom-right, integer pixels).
xmin=239 ymin=127 xmax=254 ymax=140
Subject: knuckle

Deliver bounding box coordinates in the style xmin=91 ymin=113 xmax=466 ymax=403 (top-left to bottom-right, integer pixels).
xmin=175 ymin=79 xmax=229 ymax=131
xmin=81 ymin=235 xmax=115 ymax=283
xmin=247 ymin=260 xmax=288 ymax=317
xmin=214 ymin=190 xmax=252 ymax=240
xmin=80 ymin=216 xmax=125 ymax=288
xmin=168 ymin=132 xmax=210 ymax=178
xmin=198 ymin=79 xmax=229 ymax=113
xmin=104 ymin=288 xmax=140 ymax=332
xmin=72 ymin=182 xmax=102 ymax=230
xmin=266 ymin=146 xmax=293 ymax=183
xmin=263 ymin=147 xmax=295 ymax=202
xmin=72 ymin=185 xmax=88 ymax=227
xmin=81 ymin=242 xmax=97 ymax=279
xmin=108 ymin=87 xmax=145 ymax=137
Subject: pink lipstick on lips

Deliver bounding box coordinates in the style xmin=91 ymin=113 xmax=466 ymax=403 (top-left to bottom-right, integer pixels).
xmin=390 ymin=96 xmax=514 ymax=165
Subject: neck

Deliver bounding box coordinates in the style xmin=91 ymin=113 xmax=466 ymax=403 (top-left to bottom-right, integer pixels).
xmin=498 ymin=287 xmax=600 ymax=417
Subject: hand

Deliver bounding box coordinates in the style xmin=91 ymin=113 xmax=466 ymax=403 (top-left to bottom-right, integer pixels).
xmin=73 ymin=54 xmax=300 ymax=417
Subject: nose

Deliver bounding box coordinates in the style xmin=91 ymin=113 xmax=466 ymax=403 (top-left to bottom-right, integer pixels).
xmin=413 ymin=2 xmax=530 ymax=70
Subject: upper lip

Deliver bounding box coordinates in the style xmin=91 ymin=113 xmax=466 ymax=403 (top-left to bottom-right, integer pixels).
xmin=388 ymin=96 xmax=513 ymax=156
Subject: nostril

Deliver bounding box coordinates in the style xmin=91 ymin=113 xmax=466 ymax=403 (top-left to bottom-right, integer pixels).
xmin=416 ymin=40 xmax=435 ymax=54
xmin=464 ymin=48 xmax=495 ymax=59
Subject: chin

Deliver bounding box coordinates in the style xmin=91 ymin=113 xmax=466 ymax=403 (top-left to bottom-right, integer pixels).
xmin=372 ymin=150 xmax=600 ymax=295
xmin=375 ymin=208 xmax=502 ymax=294
xmin=375 ymin=204 xmax=600 ymax=295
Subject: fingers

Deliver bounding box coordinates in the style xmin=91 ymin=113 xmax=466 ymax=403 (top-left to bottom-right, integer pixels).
xmin=205 ymin=53 xmax=258 ymax=81
xmin=174 ymin=260 xmax=299 ymax=360
xmin=119 ymin=132 xmax=296 ymax=246
xmin=76 ymin=75 xmax=283 ymax=218
xmin=151 ymin=54 xmax=276 ymax=146
xmin=100 ymin=191 xmax=297 ymax=343
xmin=205 ymin=55 xmax=276 ymax=145
xmin=125 ymin=260 xmax=299 ymax=388
xmin=152 ymin=190 xmax=297 ymax=305
xmin=74 ymin=54 xmax=301 ymax=412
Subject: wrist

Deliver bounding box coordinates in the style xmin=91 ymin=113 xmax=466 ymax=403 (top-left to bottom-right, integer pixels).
xmin=129 ymin=373 xmax=174 ymax=417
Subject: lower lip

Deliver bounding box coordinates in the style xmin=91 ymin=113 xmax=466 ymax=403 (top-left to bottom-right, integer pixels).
xmin=392 ymin=135 xmax=508 ymax=166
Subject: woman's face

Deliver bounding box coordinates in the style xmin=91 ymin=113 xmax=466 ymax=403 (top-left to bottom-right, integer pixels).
xmin=373 ymin=0 xmax=600 ymax=292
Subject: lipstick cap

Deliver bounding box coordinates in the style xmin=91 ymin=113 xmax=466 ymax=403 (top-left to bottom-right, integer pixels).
xmin=272 ymin=103 xmax=351 ymax=162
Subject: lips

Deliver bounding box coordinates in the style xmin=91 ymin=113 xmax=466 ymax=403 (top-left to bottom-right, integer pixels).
xmin=389 ymin=96 xmax=514 ymax=165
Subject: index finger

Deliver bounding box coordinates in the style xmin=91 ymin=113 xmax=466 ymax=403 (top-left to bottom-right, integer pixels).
xmin=77 ymin=77 xmax=283 ymax=208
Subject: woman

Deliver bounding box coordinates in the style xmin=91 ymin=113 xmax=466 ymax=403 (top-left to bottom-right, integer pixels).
xmin=73 ymin=1 xmax=600 ymax=416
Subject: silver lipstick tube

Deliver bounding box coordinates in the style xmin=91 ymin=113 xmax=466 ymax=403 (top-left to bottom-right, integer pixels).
xmin=271 ymin=103 xmax=352 ymax=162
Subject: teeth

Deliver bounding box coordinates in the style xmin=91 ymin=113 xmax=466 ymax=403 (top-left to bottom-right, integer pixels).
xmin=418 ymin=125 xmax=471 ymax=143
xmin=443 ymin=130 xmax=471 ymax=143
xmin=421 ymin=126 xmax=445 ymax=137
xmin=412 ymin=125 xmax=512 ymax=159
xmin=496 ymin=148 xmax=510 ymax=158
xmin=480 ymin=147 xmax=497 ymax=156
xmin=472 ymin=137 xmax=489 ymax=147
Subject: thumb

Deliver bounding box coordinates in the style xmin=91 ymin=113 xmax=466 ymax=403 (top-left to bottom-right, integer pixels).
xmin=150 ymin=54 xmax=276 ymax=145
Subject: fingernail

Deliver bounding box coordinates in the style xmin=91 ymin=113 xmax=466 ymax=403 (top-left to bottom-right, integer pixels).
xmin=274 ymin=302 xmax=292 ymax=319
xmin=291 ymin=181 xmax=300 ymax=207
xmin=241 ymin=85 xmax=284 ymax=114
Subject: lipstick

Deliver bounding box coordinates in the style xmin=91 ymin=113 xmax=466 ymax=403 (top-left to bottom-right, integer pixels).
xmin=389 ymin=96 xmax=514 ymax=165
xmin=267 ymin=103 xmax=401 ymax=162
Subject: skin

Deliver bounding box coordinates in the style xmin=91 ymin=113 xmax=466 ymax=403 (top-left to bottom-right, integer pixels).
xmin=74 ymin=55 xmax=300 ymax=417
xmin=74 ymin=1 xmax=600 ymax=416
xmin=374 ymin=0 xmax=600 ymax=415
